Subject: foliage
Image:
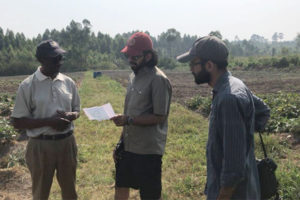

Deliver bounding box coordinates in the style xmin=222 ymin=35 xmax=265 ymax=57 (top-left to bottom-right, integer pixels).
xmin=186 ymin=96 xmax=211 ymax=117
xmin=0 ymin=94 xmax=16 ymax=143
xmin=186 ymin=92 xmax=300 ymax=134
xmin=7 ymin=146 xmax=26 ymax=168
xmin=158 ymin=56 xmax=179 ymax=69
xmin=1 ymin=22 xmax=300 ymax=76
xmin=259 ymin=92 xmax=300 ymax=133
xmin=229 ymin=55 xmax=300 ymax=70
xmin=0 ymin=118 xmax=17 ymax=143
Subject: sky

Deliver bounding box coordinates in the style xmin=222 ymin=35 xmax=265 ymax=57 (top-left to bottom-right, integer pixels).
xmin=0 ymin=0 xmax=299 ymax=41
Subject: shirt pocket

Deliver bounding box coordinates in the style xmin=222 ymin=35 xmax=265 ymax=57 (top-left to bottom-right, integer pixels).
xmin=128 ymin=86 xmax=151 ymax=112
xmin=56 ymin=85 xmax=73 ymax=109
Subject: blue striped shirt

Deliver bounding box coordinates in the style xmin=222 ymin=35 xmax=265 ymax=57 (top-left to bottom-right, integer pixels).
xmin=205 ymin=71 xmax=270 ymax=200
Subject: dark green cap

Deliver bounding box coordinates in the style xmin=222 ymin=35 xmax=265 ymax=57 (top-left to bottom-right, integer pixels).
xmin=36 ymin=39 xmax=66 ymax=58
xmin=176 ymin=36 xmax=228 ymax=63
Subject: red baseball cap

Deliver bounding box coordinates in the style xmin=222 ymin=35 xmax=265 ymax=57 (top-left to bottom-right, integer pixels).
xmin=121 ymin=32 xmax=153 ymax=56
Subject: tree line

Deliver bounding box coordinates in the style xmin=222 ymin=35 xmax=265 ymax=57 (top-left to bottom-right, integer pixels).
xmin=1 ymin=19 xmax=300 ymax=76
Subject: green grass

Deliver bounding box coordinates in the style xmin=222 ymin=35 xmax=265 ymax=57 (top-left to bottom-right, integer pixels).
xmin=48 ymin=72 xmax=208 ymax=200
xmin=46 ymin=72 xmax=299 ymax=200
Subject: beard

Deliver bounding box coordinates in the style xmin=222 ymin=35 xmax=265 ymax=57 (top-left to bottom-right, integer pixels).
xmin=193 ymin=67 xmax=210 ymax=85
xmin=130 ymin=58 xmax=147 ymax=74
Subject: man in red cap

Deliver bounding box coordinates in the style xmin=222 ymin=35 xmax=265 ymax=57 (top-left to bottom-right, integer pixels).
xmin=111 ymin=32 xmax=172 ymax=200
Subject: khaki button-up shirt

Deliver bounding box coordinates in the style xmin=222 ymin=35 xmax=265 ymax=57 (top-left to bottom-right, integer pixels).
xmin=11 ymin=67 xmax=80 ymax=137
xmin=123 ymin=66 xmax=172 ymax=155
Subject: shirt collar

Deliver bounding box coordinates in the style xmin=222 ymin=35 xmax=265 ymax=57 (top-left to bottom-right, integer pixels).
xmin=35 ymin=67 xmax=48 ymax=81
xmin=213 ymin=71 xmax=231 ymax=94
xmin=135 ymin=65 xmax=154 ymax=77
xmin=35 ymin=67 xmax=64 ymax=81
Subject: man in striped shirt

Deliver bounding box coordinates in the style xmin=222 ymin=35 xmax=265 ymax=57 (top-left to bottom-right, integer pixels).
xmin=177 ymin=36 xmax=270 ymax=200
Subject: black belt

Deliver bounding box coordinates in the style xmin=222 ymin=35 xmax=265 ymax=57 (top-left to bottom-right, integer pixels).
xmin=32 ymin=131 xmax=73 ymax=140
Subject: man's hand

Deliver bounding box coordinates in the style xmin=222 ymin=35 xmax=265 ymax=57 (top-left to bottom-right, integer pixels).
xmin=110 ymin=115 xmax=128 ymax=126
xmin=49 ymin=116 xmax=71 ymax=131
xmin=217 ymin=187 xmax=235 ymax=200
xmin=113 ymin=149 xmax=117 ymax=163
xmin=56 ymin=110 xmax=79 ymax=121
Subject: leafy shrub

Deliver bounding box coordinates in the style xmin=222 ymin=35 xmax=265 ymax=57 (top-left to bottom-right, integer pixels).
xmin=259 ymin=92 xmax=300 ymax=133
xmin=186 ymin=92 xmax=300 ymax=134
xmin=0 ymin=118 xmax=17 ymax=143
xmin=290 ymin=118 xmax=300 ymax=135
xmin=186 ymin=96 xmax=211 ymax=117
xmin=159 ymin=57 xmax=178 ymax=70
xmin=7 ymin=146 xmax=26 ymax=168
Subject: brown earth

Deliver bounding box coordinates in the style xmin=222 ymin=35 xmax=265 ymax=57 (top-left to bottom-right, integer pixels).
xmin=102 ymin=70 xmax=300 ymax=105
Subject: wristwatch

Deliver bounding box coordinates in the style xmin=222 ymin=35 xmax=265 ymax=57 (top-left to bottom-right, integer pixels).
xmin=127 ymin=116 xmax=134 ymax=125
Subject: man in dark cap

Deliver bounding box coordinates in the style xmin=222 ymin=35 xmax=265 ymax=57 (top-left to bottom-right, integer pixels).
xmin=111 ymin=32 xmax=172 ymax=200
xmin=177 ymin=36 xmax=270 ymax=200
xmin=11 ymin=39 xmax=80 ymax=200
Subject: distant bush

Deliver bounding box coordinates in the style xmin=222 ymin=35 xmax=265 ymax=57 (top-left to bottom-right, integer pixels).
xmin=259 ymin=92 xmax=300 ymax=133
xmin=229 ymin=55 xmax=300 ymax=70
xmin=186 ymin=96 xmax=211 ymax=117
xmin=159 ymin=57 xmax=178 ymax=70
xmin=186 ymin=92 xmax=300 ymax=134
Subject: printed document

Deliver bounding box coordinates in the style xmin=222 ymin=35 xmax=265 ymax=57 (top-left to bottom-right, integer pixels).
xmin=83 ymin=103 xmax=116 ymax=121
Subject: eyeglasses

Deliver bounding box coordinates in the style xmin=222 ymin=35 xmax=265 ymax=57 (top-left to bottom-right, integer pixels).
xmin=50 ymin=55 xmax=63 ymax=64
xmin=125 ymin=54 xmax=144 ymax=61
xmin=189 ymin=61 xmax=202 ymax=67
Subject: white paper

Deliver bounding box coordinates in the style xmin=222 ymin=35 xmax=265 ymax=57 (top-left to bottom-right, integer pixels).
xmin=83 ymin=103 xmax=116 ymax=121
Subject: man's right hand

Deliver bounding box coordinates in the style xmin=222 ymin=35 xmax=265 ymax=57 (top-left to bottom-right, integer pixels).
xmin=113 ymin=149 xmax=117 ymax=163
xmin=49 ymin=117 xmax=71 ymax=131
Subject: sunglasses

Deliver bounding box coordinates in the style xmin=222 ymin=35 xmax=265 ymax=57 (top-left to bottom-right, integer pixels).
xmin=189 ymin=61 xmax=202 ymax=67
xmin=124 ymin=54 xmax=144 ymax=61
xmin=189 ymin=59 xmax=208 ymax=67
xmin=50 ymin=55 xmax=63 ymax=64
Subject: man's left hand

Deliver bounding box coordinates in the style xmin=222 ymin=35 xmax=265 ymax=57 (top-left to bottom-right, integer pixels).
xmin=217 ymin=187 xmax=235 ymax=200
xmin=56 ymin=110 xmax=79 ymax=121
xmin=110 ymin=115 xmax=128 ymax=126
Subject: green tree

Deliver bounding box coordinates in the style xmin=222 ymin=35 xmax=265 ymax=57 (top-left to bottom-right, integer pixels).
xmin=209 ymin=31 xmax=222 ymax=39
xmin=295 ymin=33 xmax=300 ymax=51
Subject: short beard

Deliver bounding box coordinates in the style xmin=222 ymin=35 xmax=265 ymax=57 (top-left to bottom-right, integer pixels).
xmin=130 ymin=58 xmax=147 ymax=74
xmin=193 ymin=68 xmax=210 ymax=85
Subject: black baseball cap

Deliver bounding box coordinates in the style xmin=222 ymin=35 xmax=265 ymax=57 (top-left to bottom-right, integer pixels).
xmin=36 ymin=39 xmax=66 ymax=58
xmin=176 ymin=36 xmax=228 ymax=63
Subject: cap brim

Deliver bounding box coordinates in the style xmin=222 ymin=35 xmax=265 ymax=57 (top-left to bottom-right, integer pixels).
xmin=176 ymin=51 xmax=192 ymax=63
xmin=121 ymin=46 xmax=142 ymax=56
xmin=48 ymin=48 xmax=66 ymax=57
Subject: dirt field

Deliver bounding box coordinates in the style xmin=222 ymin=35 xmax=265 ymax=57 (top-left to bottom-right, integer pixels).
xmin=102 ymin=70 xmax=300 ymax=105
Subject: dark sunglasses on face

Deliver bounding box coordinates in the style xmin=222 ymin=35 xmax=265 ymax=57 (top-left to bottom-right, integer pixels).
xmin=124 ymin=54 xmax=144 ymax=61
xmin=189 ymin=61 xmax=202 ymax=67
xmin=50 ymin=55 xmax=63 ymax=64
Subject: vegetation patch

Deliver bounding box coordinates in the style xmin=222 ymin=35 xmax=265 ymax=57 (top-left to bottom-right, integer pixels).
xmin=186 ymin=92 xmax=300 ymax=135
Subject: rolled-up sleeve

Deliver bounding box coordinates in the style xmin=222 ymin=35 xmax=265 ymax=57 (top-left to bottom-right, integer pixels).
xmin=218 ymin=95 xmax=247 ymax=187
